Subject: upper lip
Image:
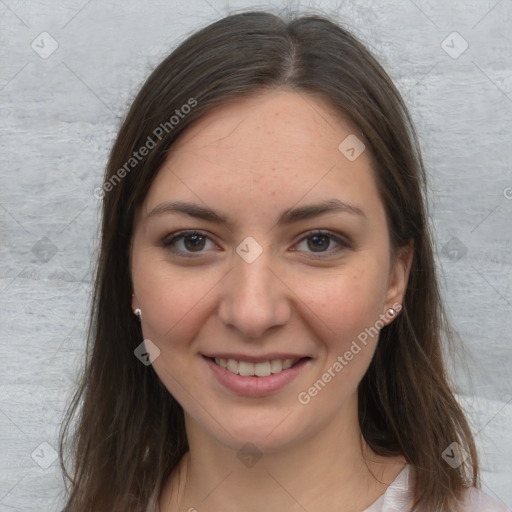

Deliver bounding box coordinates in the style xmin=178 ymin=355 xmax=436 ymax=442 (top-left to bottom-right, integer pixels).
xmin=202 ymin=353 xmax=311 ymax=363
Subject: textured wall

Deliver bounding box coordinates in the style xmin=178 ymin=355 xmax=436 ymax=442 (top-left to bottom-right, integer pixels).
xmin=0 ymin=0 xmax=510 ymax=510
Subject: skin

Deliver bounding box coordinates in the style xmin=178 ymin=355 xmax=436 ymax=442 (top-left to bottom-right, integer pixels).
xmin=130 ymin=88 xmax=414 ymax=512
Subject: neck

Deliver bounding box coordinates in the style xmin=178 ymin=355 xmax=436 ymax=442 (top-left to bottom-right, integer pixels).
xmin=159 ymin=396 xmax=405 ymax=512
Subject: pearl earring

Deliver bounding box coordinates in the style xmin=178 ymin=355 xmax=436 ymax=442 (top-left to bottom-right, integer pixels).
xmin=386 ymin=308 xmax=396 ymax=317
xmin=134 ymin=308 xmax=142 ymax=321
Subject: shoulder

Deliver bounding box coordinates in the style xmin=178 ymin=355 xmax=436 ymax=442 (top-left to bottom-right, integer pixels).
xmin=458 ymin=486 xmax=511 ymax=512
xmin=364 ymin=465 xmax=511 ymax=512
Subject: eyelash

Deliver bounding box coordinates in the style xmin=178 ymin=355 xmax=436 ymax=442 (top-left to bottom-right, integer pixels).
xmin=161 ymin=229 xmax=351 ymax=259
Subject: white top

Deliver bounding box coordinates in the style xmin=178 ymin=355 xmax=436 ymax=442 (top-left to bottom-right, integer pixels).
xmin=363 ymin=464 xmax=510 ymax=511
xmin=146 ymin=464 xmax=511 ymax=512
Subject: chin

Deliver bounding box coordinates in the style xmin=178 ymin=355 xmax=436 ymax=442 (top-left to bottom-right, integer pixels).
xmin=200 ymin=410 xmax=310 ymax=455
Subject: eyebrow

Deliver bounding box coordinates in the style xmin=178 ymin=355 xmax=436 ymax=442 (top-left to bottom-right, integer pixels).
xmin=146 ymin=198 xmax=365 ymax=228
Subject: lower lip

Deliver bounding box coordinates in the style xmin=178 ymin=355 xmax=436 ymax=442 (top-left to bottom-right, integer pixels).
xmin=203 ymin=356 xmax=311 ymax=397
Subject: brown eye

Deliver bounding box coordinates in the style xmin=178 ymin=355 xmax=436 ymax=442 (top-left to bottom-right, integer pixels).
xmin=182 ymin=234 xmax=206 ymax=251
xmin=162 ymin=230 xmax=217 ymax=257
xmin=292 ymin=230 xmax=351 ymax=258
xmin=307 ymin=234 xmax=331 ymax=252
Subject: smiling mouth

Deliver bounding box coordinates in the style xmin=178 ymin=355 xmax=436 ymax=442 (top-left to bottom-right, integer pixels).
xmin=205 ymin=356 xmax=310 ymax=377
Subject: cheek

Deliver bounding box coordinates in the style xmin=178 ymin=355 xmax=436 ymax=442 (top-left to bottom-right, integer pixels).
xmin=307 ymin=264 xmax=389 ymax=343
xmin=135 ymin=265 xmax=218 ymax=348
xmin=298 ymin=268 xmax=388 ymax=411
xmin=130 ymin=235 xmax=213 ymax=345
xmin=134 ymin=265 xmax=218 ymax=403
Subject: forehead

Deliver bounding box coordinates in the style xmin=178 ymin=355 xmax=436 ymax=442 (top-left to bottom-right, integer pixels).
xmin=140 ymin=89 xmax=383 ymax=225
xmin=171 ymin=88 xmax=360 ymax=166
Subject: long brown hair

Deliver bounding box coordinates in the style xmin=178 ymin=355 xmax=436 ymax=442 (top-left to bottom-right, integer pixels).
xmin=58 ymin=10 xmax=479 ymax=511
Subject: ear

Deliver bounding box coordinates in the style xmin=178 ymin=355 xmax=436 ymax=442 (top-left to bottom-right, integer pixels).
xmin=384 ymin=240 xmax=414 ymax=313
xmin=132 ymin=293 xmax=139 ymax=311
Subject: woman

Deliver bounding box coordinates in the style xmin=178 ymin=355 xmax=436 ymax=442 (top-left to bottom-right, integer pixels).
xmin=58 ymin=10 xmax=510 ymax=512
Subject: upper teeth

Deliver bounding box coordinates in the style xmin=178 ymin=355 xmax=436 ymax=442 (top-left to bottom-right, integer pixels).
xmin=214 ymin=358 xmax=299 ymax=376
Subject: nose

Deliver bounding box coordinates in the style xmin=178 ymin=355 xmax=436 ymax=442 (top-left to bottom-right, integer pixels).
xmin=217 ymin=250 xmax=291 ymax=339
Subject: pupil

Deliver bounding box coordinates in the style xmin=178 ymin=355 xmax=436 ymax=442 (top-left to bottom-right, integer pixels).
xmin=309 ymin=235 xmax=328 ymax=251
xmin=185 ymin=235 xmax=205 ymax=251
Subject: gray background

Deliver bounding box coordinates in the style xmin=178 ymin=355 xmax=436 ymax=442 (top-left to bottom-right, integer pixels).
xmin=0 ymin=0 xmax=511 ymax=510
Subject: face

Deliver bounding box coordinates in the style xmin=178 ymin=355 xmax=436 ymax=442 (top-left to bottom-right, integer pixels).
xmin=130 ymin=89 xmax=412 ymax=453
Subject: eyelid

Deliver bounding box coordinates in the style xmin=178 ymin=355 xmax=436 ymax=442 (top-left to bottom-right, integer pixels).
xmin=162 ymin=229 xmax=219 ymax=255
xmin=290 ymin=230 xmax=352 ymax=260
xmin=162 ymin=229 xmax=352 ymax=258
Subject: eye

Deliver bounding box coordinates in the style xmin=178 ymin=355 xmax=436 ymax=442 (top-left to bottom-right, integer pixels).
xmin=292 ymin=230 xmax=351 ymax=258
xmin=162 ymin=229 xmax=351 ymax=259
xmin=162 ymin=230 xmax=218 ymax=257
